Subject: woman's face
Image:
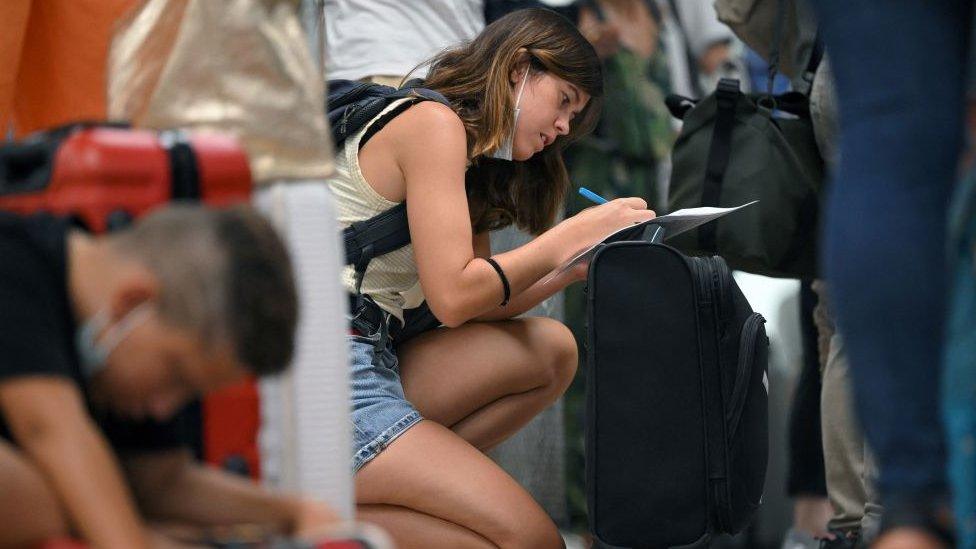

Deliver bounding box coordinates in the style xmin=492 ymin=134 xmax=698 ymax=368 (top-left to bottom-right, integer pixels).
xmin=510 ymin=70 xmax=590 ymax=161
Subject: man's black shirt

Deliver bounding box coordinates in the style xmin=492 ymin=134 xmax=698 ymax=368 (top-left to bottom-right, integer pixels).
xmin=0 ymin=211 xmax=189 ymax=453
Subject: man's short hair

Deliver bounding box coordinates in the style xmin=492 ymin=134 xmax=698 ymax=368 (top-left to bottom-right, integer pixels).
xmin=110 ymin=203 xmax=298 ymax=376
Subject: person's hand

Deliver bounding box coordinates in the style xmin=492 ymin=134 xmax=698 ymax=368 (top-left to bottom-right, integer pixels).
xmin=792 ymin=496 xmax=834 ymax=539
xmin=872 ymin=527 xmax=948 ymax=549
xmin=588 ymin=21 xmax=621 ymax=59
xmin=564 ymin=197 xmax=656 ymax=250
xmin=147 ymin=527 xmax=204 ymax=549
xmin=578 ymin=7 xmax=621 ymax=60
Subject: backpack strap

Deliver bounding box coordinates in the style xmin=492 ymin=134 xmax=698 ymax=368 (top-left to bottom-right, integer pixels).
xmin=343 ymin=202 xmax=410 ymax=269
xmin=343 ymin=202 xmax=411 ymax=322
xmin=359 ymin=98 xmax=421 ymax=150
xmin=359 ymin=84 xmax=450 ymax=149
xmin=328 ymin=80 xmax=450 ymax=150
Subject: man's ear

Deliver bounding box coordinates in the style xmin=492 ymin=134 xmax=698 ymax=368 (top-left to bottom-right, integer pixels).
xmin=108 ymin=264 xmax=159 ymax=321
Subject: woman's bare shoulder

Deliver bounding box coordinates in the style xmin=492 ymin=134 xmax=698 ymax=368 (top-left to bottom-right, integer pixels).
xmin=385 ymin=100 xmax=467 ymax=162
xmin=391 ymin=100 xmax=464 ymax=136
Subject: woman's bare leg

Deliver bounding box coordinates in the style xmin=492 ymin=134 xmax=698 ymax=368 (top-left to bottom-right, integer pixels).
xmin=353 ymin=318 xmax=574 ymax=546
xmin=0 ymin=439 xmax=69 ymax=546
xmin=396 ymin=317 xmax=577 ymax=450
xmin=357 ymin=504 xmax=494 ymax=548
xmin=355 ymin=420 xmax=562 ymax=549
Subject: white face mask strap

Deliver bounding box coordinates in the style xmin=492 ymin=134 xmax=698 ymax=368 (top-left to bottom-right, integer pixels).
xmin=488 ymin=68 xmax=531 ymax=161
xmin=514 ymin=69 xmax=529 ymax=109
xmin=98 ymin=303 xmax=154 ymax=356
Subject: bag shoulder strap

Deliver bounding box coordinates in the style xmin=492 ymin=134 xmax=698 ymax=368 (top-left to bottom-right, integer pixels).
xmin=795 ymin=30 xmax=825 ymax=95
xmin=698 ymin=78 xmax=740 ymax=253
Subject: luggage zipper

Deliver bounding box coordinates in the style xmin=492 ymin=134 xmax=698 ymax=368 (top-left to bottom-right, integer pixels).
xmin=584 ymin=263 xmax=593 ymax=355
xmin=693 ymin=258 xmax=711 ymax=305
xmin=727 ymin=312 xmax=766 ymax=440
xmin=714 ymin=258 xmax=733 ymax=316
xmin=695 ymin=256 xmax=730 ymax=530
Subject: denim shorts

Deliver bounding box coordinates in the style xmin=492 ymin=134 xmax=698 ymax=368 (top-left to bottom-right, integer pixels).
xmin=348 ymin=329 xmax=423 ymax=473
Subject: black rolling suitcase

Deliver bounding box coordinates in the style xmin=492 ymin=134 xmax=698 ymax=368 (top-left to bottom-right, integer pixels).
xmin=585 ymin=226 xmax=770 ymax=548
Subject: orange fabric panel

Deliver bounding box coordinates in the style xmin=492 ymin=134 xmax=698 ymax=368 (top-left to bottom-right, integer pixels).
xmin=0 ymin=0 xmax=136 ymax=137
xmin=0 ymin=0 xmax=32 ymax=132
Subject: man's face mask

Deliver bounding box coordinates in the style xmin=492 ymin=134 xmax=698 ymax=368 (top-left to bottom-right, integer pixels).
xmin=76 ymin=303 xmax=153 ymax=379
xmin=489 ymin=69 xmax=530 ymax=161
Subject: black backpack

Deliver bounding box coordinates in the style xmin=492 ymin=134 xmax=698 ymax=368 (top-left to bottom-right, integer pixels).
xmin=327 ymin=79 xmax=451 ymax=342
xmin=585 ymin=226 xmax=769 ymax=548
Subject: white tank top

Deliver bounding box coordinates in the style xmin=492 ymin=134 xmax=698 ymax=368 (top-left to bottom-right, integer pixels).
xmin=328 ymin=98 xmax=424 ymax=323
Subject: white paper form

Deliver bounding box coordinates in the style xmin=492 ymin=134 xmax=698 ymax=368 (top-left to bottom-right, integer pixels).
xmin=542 ymin=201 xmax=758 ymax=284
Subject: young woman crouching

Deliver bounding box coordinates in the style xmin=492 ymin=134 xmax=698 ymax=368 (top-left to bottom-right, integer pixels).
xmin=330 ymin=9 xmax=656 ymax=548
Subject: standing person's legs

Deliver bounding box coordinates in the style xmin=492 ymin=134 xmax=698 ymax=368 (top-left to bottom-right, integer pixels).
xmin=821 ymin=334 xmax=882 ymax=545
xmin=788 ymin=281 xmax=831 ymax=540
xmin=942 ymin=169 xmax=976 ymax=548
xmin=816 ymin=282 xmax=880 ymax=546
xmin=809 ymin=0 xmax=971 ymax=539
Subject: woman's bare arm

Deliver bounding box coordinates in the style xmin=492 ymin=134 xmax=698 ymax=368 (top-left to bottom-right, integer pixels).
xmin=471 ymin=231 xmax=585 ymax=321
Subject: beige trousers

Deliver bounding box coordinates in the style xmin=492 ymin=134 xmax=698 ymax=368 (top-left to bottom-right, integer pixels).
xmin=814 ymin=281 xmax=883 ymax=541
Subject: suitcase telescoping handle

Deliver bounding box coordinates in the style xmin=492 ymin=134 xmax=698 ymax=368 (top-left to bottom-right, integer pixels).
xmin=641 ymin=223 xmax=666 ymax=244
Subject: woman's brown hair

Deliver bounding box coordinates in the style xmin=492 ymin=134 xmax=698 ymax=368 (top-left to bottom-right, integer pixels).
xmin=422 ymin=8 xmax=603 ymax=235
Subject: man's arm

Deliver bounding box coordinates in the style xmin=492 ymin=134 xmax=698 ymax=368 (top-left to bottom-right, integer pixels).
xmin=0 ymin=377 xmax=151 ymax=548
xmin=123 ymin=449 xmax=337 ymax=537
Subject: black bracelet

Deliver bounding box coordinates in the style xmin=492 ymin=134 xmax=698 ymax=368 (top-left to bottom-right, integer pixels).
xmin=484 ymin=257 xmax=511 ymax=307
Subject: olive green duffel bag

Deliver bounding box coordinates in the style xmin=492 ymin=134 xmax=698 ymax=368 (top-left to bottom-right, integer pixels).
xmin=666 ymin=77 xmax=824 ymax=278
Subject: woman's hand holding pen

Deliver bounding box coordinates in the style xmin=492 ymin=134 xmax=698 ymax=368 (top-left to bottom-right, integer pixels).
xmin=561 ymin=191 xmax=656 ymax=249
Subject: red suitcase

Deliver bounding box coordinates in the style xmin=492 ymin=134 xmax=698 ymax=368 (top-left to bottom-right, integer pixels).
xmin=0 ymin=123 xmax=252 ymax=230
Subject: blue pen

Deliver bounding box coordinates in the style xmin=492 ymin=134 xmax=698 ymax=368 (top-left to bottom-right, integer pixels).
xmin=579 ymin=187 xmax=608 ymax=205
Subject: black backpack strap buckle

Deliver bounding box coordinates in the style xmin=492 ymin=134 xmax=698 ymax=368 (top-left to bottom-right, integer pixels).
xmin=716 ymin=78 xmax=740 ymax=105
xmin=353 ymin=242 xmax=375 ymax=295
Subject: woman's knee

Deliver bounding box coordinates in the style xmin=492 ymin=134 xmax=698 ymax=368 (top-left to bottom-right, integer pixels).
xmin=524 ymin=317 xmax=578 ymax=393
xmin=493 ymin=510 xmax=563 ymax=549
